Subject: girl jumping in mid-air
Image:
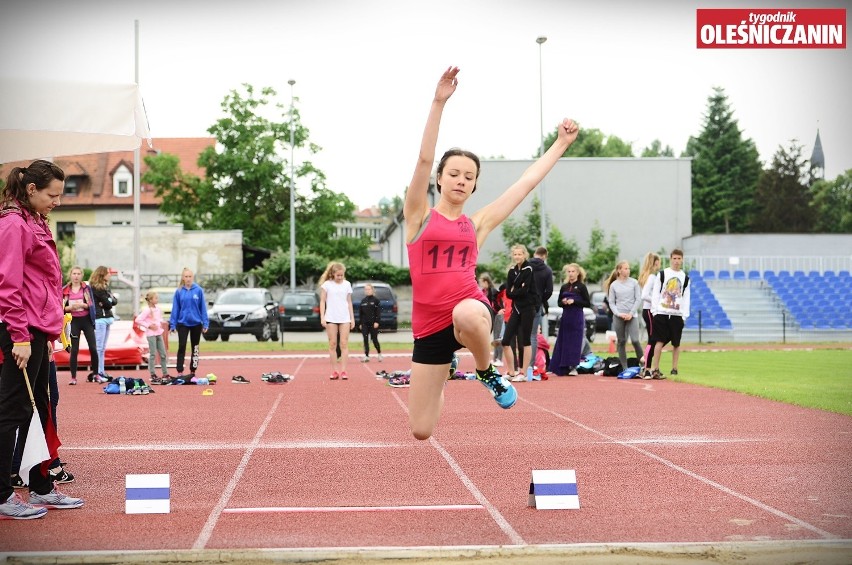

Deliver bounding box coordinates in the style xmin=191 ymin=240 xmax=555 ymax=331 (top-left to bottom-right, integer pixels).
xmin=404 ymin=66 xmax=579 ymax=440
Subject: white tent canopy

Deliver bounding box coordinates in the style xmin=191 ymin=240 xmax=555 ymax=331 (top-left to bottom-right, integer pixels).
xmin=0 ymin=78 xmax=151 ymax=163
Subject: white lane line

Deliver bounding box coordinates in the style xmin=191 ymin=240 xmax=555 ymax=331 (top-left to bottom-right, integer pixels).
xmin=223 ymin=504 xmax=484 ymax=514
xmin=202 ymin=353 xmax=413 ymax=360
xmin=521 ymin=398 xmax=840 ymax=540
xmin=192 ymin=392 xmax=284 ymax=550
xmin=390 ymin=391 xmax=525 ymax=546
xmin=62 ymin=441 xmax=403 ymax=451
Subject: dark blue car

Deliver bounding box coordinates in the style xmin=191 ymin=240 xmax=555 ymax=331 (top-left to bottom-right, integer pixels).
xmin=352 ymin=281 xmax=398 ymax=332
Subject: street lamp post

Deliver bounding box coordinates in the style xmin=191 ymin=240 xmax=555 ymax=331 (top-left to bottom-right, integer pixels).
xmin=288 ymin=79 xmax=296 ymax=290
xmin=536 ymin=36 xmax=547 ymax=246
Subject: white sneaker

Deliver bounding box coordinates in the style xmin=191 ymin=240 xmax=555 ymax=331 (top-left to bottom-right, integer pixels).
xmin=0 ymin=492 xmax=47 ymax=520
xmin=492 ymin=359 xmax=503 ymax=367
xmin=377 ymin=354 xmax=383 ymax=362
xmin=568 ymin=368 xmax=579 ymax=376
xmin=28 ymin=488 xmax=84 ymax=509
xmin=361 ymin=356 xmax=370 ymax=363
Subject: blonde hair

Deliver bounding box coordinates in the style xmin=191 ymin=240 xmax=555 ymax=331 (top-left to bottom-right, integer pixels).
xmin=318 ymin=261 xmax=346 ymax=286
xmin=603 ymin=260 xmax=630 ymax=293
xmin=67 ymin=265 xmax=84 ymax=287
xmin=89 ymin=266 xmax=110 ymax=290
xmin=510 ymin=244 xmax=530 ymax=265
xmin=563 ymin=263 xmax=586 ymax=284
xmin=144 ymin=290 xmax=158 ymax=304
xmin=638 ymin=252 xmax=661 ymax=287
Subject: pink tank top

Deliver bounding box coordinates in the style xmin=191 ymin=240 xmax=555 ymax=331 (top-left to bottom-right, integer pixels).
xmin=407 ymin=209 xmax=486 ymax=338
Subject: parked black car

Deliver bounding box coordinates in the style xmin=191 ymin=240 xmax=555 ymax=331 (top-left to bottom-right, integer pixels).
xmin=204 ymin=288 xmax=280 ymax=342
xmin=590 ymin=291 xmax=612 ymax=332
xmin=279 ymin=290 xmax=322 ymax=331
xmin=351 ymin=281 xmax=398 ymax=331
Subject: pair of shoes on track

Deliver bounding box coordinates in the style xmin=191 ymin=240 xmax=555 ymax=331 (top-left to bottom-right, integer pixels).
xmin=0 ymin=489 xmax=84 ymax=520
xmin=329 ymin=371 xmax=348 ymax=380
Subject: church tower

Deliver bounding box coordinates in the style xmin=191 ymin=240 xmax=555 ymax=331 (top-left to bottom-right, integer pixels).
xmin=810 ymin=129 xmax=825 ymax=181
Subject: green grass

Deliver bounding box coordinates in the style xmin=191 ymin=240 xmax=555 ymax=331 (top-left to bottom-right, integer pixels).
xmin=202 ymin=339 xmax=852 ymax=416
xmin=659 ymin=349 xmax=852 ymax=416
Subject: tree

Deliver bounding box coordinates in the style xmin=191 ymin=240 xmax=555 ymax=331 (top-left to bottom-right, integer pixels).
xmin=641 ymin=140 xmax=675 ymax=157
xmin=581 ymin=222 xmax=620 ymax=285
xmin=685 ymin=87 xmax=761 ymax=234
xmin=752 ymin=142 xmax=815 ymax=232
xmin=500 ymin=194 xmax=547 ymax=253
xmin=540 ymin=127 xmax=634 ymax=158
xmin=142 ymin=153 xmax=209 ymax=230
xmin=810 ymin=169 xmax=852 ymax=233
xmin=144 ymin=84 xmax=366 ymax=256
xmin=545 ymin=227 xmax=580 ymax=276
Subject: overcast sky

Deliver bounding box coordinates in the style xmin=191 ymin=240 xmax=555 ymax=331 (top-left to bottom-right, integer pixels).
xmin=3 ymin=0 xmax=850 ymax=210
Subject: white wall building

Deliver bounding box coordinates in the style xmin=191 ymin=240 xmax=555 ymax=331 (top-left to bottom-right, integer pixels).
xmin=380 ymin=157 xmax=692 ymax=267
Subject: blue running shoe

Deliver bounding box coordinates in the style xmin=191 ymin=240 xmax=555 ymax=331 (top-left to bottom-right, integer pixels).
xmin=475 ymin=365 xmax=517 ymax=409
xmin=448 ymin=352 xmax=460 ymax=379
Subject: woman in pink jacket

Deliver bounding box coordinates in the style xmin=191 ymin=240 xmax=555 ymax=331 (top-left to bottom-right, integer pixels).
xmin=134 ymin=290 xmax=170 ymax=383
xmin=0 ymin=160 xmax=84 ymax=519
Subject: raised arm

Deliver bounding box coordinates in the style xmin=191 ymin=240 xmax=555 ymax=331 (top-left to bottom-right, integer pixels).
xmin=471 ymin=118 xmax=579 ymax=246
xmin=403 ymin=66 xmax=459 ymax=243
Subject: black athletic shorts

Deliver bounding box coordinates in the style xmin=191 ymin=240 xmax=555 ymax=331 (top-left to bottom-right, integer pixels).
xmin=650 ymin=314 xmax=685 ymax=347
xmin=412 ymin=300 xmax=494 ymax=365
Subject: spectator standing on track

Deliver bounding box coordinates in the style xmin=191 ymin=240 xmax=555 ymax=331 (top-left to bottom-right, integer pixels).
xmin=527 ymin=246 xmax=553 ymax=379
xmin=549 ymin=263 xmax=591 ymax=376
xmin=648 ymin=249 xmax=690 ymax=379
xmin=638 ymin=252 xmax=661 ymax=378
xmin=605 ymin=260 xmax=645 ymax=372
xmin=0 ymin=159 xmax=85 ymax=520
xmin=11 ymin=359 xmax=75 ymax=489
xmin=478 ymin=274 xmax=503 ymax=367
xmin=89 ymin=266 xmax=117 ymax=382
xmin=169 ymin=268 xmax=208 ymax=382
xmin=404 ymin=66 xmax=579 ymax=440
xmin=358 ymin=283 xmax=382 ymax=363
xmin=62 ymin=266 xmax=97 ymax=385
xmin=319 ymin=262 xmax=354 ymax=380
xmin=135 ymin=291 xmax=170 ymax=384
xmin=501 ymin=244 xmax=539 ymax=383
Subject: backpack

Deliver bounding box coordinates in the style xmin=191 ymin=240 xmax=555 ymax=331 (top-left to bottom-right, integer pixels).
xmin=618 ymin=366 xmax=642 ymax=379
xmin=602 ymin=357 xmax=623 ymax=376
xmin=576 ymin=354 xmax=602 ymax=374
xmin=627 ymin=357 xmax=640 ymax=367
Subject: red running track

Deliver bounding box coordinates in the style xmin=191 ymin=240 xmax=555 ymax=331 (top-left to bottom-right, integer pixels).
xmin=0 ymin=350 xmax=850 ymax=557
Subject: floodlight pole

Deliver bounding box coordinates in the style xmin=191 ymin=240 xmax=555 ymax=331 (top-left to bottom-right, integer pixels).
xmin=288 ymin=79 xmax=296 ymax=290
xmin=132 ymin=19 xmax=141 ymax=314
xmin=536 ymin=35 xmax=547 ymax=246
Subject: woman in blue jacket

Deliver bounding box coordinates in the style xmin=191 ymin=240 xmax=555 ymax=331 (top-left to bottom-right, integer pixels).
xmin=169 ymin=268 xmax=208 ymax=380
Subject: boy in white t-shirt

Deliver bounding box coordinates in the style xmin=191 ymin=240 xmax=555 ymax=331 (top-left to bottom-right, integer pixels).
xmin=648 ymin=249 xmax=690 ymax=379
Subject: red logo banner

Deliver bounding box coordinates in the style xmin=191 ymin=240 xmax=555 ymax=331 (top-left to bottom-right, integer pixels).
xmin=696 ymin=8 xmax=846 ymax=48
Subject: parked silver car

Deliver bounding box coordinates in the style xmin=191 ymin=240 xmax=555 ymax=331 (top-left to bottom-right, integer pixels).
xmin=546 ymin=297 xmax=596 ymax=341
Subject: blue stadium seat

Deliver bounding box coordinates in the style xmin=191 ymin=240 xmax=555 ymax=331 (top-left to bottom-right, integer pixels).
xmin=763 ymin=270 xmax=776 ymax=278
xmin=824 ymin=270 xmax=836 ymax=277
xmin=778 ymin=270 xmax=791 ymax=278
xmin=689 ymin=270 xmax=702 ymax=280
xmin=808 ymin=270 xmax=821 ymax=278
xmin=748 ymin=270 xmax=761 ymax=280
xmin=793 ymin=270 xmax=806 ymax=278
xmin=685 ymin=317 xmax=699 ymax=329
xmin=718 ymin=319 xmax=733 ymax=330
xmin=702 ymin=270 xmax=715 ymax=280
xmin=839 ymin=270 xmax=851 ymax=278
xmin=718 ymin=270 xmax=731 ymax=280
xmin=733 ymin=270 xmax=746 ymax=280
